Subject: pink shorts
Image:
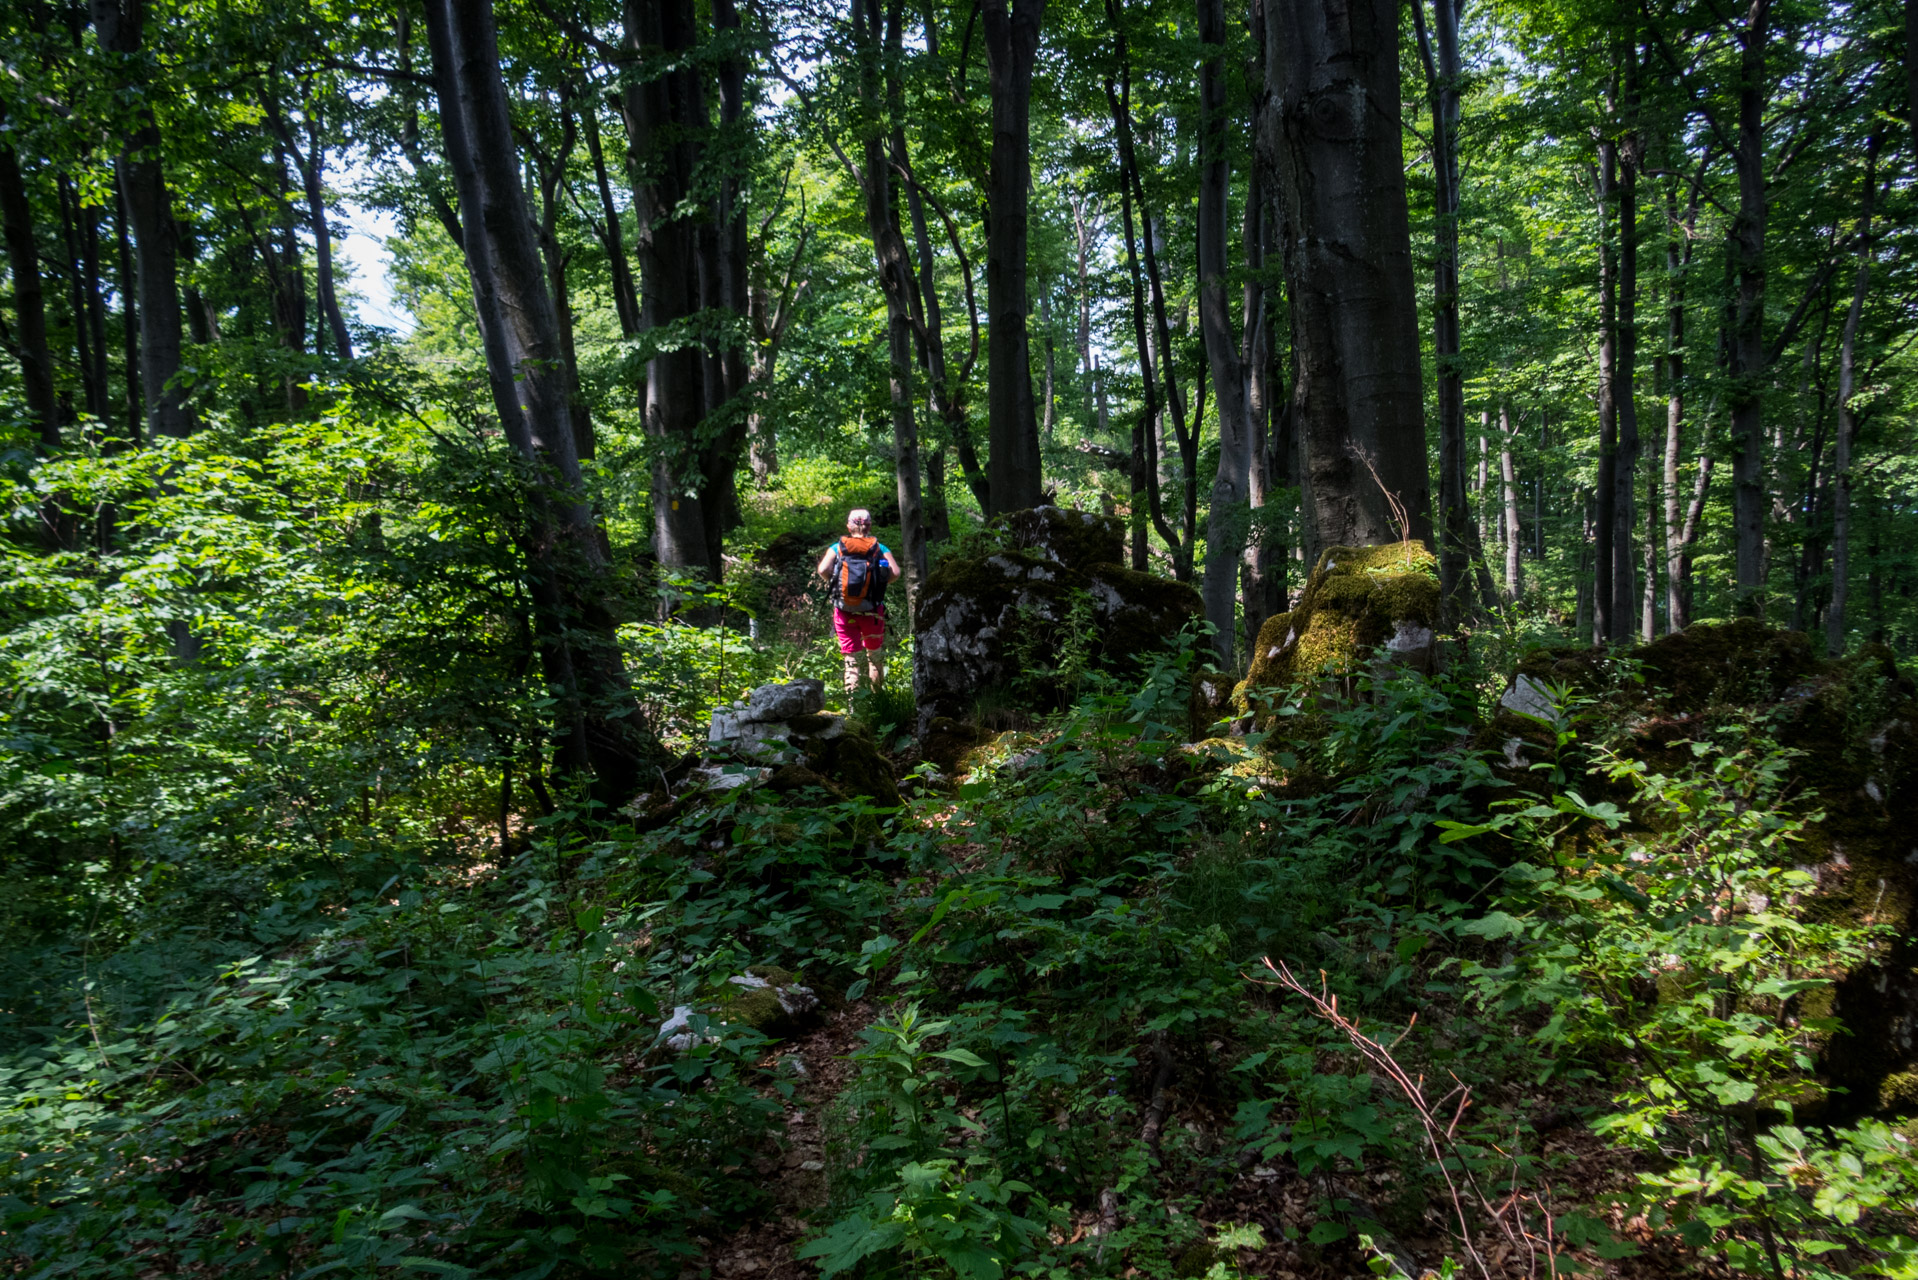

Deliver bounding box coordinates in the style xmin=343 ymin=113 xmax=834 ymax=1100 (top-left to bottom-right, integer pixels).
xmin=833 ymin=608 xmax=885 ymax=655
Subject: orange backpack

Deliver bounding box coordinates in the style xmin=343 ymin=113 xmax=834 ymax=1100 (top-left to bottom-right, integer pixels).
xmin=835 ymin=536 xmax=890 ymax=613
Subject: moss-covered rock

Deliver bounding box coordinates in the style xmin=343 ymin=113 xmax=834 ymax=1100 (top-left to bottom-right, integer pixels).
xmin=913 ymin=513 xmax=1200 ymax=733
xmin=1236 ymin=542 xmax=1439 ymax=712
xmin=995 ymin=505 xmax=1126 ymax=572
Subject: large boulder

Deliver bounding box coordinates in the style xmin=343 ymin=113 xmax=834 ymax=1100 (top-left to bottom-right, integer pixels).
xmin=1235 ymin=542 xmax=1440 ymax=713
xmin=913 ymin=508 xmax=1201 ymax=733
xmin=702 ymin=679 xmax=898 ymax=806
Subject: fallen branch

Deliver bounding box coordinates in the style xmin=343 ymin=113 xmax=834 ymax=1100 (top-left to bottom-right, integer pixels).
xmin=1253 ymin=957 xmax=1561 ymax=1280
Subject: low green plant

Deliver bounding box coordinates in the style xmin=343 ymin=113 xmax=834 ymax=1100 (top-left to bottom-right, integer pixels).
xmin=1446 ymin=717 xmax=1918 ymax=1277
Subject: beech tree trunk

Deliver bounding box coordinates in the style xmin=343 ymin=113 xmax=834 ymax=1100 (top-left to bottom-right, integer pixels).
xmin=93 ymin=0 xmax=192 ymax=439
xmin=1827 ymin=136 xmax=1876 ymax=657
xmin=1608 ymin=49 xmax=1641 ymax=639
xmin=0 ymin=138 xmax=59 ymax=448
xmin=856 ymin=0 xmax=927 ymax=610
xmin=1259 ymin=0 xmax=1431 ymax=554
xmin=1500 ymin=403 xmax=1522 ymax=600
xmin=981 ymin=0 xmax=1045 ymax=516
xmin=1727 ymin=0 xmax=1771 ymax=615
xmin=1415 ymin=0 xmax=1468 ymax=621
xmin=1196 ymin=0 xmax=1251 ymax=665
xmin=622 ymin=0 xmax=723 ymax=583
xmin=424 ymin=0 xmax=658 ymax=797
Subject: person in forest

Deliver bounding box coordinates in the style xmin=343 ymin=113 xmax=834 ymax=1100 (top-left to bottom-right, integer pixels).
xmin=815 ymin=509 xmax=901 ymax=698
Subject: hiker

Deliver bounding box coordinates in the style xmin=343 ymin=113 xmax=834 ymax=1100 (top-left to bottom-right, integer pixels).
xmin=815 ymin=509 xmax=901 ymax=697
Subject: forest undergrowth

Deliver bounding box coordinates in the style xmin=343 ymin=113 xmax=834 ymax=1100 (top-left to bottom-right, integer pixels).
xmin=6 ymin=610 xmax=1918 ymax=1280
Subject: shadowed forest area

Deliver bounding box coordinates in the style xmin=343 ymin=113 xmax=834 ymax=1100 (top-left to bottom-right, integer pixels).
xmin=5 ymin=0 xmax=1918 ymax=1276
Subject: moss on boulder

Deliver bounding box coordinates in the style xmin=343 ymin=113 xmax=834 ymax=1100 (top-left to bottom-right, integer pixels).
xmin=913 ymin=509 xmax=1200 ymax=733
xmin=1236 ymin=542 xmax=1439 ymax=712
xmin=995 ymin=504 xmax=1126 ymax=572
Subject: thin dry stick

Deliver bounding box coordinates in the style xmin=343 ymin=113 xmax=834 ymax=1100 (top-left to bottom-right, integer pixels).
xmin=1354 ymin=448 xmax=1415 ymax=560
xmin=1255 ymin=957 xmax=1557 ymax=1280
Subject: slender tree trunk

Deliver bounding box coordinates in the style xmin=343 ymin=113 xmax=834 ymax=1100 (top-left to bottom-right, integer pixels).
xmin=1242 ymin=87 xmax=1288 ymax=651
xmin=0 ymin=140 xmax=59 ymax=448
xmin=581 ymin=104 xmax=641 ymax=338
xmin=856 ymin=0 xmax=927 ymax=610
xmin=981 ymin=0 xmax=1045 ymax=516
xmin=1415 ymin=0 xmax=1467 ymax=621
xmin=1108 ymin=68 xmax=1180 ymax=570
xmin=1610 ymin=54 xmax=1641 ymax=637
xmin=93 ymin=0 xmax=191 ymax=439
xmin=896 ymin=126 xmax=990 ymax=513
xmin=1594 ymin=122 xmax=1619 ymax=643
xmin=1500 ymin=402 xmax=1522 ymax=600
xmin=1197 ymin=0 xmax=1250 ymax=663
xmin=1663 ymin=182 xmax=1690 ymax=630
xmin=1641 ymin=462 xmax=1658 ymax=639
xmin=1827 ymin=137 xmax=1877 ymax=657
xmin=1728 ymin=0 xmax=1772 ymax=615
xmin=1039 ymin=289 xmax=1057 ymax=438
xmin=112 ymin=185 xmax=141 ymax=441
xmin=58 ymin=177 xmax=109 ymax=428
xmin=424 ymin=0 xmax=659 ymax=796
xmin=1072 ymin=192 xmax=1097 ymax=426
xmin=1138 ymin=209 xmax=1196 ymax=578
xmin=1258 ymin=0 xmax=1431 ymax=554
xmin=267 ymin=96 xmax=354 ymax=361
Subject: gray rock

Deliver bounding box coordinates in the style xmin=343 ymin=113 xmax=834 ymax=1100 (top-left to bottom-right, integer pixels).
xmin=690 ymin=762 xmax=774 ymax=792
xmin=744 ymin=678 xmax=825 ymax=723
xmin=1500 ymin=673 xmax=1557 ymax=722
xmin=1383 ymin=621 xmax=1437 ymax=674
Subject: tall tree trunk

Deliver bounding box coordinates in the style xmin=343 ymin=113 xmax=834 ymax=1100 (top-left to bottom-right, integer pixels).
xmin=112 ymin=185 xmax=141 ymax=441
xmin=581 ymin=103 xmax=641 ymax=338
xmin=1594 ymin=119 xmax=1619 ymax=643
xmin=0 ymin=139 xmax=60 ymax=448
xmin=622 ymin=0 xmax=722 ymax=583
xmin=1197 ymin=0 xmax=1251 ymax=664
xmin=1827 ymin=136 xmax=1876 ymax=657
xmin=93 ymin=0 xmax=192 ymax=439
xmin=1259 ymin=0 xmax=1431 ymax=554
xmin=1072 ymin=192 xmax=1097 ymax=426
xmin=1727 ymin=0 xmax=1772 ymax=615
xmin=1609 ymin=53 xmax=1641 ymax=639
xmin=57 ymin=177 xmax=109 ymax=428
xmin=1500 ymin=402 xmax=1522 ymax=600
xmin=1039 ymin=290 xmax=1056 ymax=438
xmin=1414 ymin=0 xmax=1467 ymax=621
xmin=1138 ymin=208 xmax=1196 ymax=578
xmin=1662 ymin=180 xmax=1690 ymax=630
xmin=424 ymin=0 xmax=658 ymax=796
xmin=981 ymin=0 xmax=1045 ymax=516
xmin=1107 ymin=64 xmax=1180 ymax=571
xmin=857 ymin=0 xmax=927 ymax=609
xmin=1243 ymin=79 xmax=1288 ymax=652
xmin=267 ymin=94 xmax=354 ymax=361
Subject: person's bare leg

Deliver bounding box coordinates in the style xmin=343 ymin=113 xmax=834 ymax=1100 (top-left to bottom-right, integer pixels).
xmin=867 ymin=651 xmax=885 ymax=690
xmin=842 ymin=654 xmax=862 ymax=697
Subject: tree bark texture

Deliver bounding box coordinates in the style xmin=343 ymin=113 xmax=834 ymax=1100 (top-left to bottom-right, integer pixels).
xmin=425 ymin=0 xmax=658 ymax=797
xmin=0 ymin=139 xmax=60 ymax=448
xmin=1608 ymin=50 xmax=1641 ymax=641
xmin=1415 ymin=0 xmax=1468 ymax=621
xmin=1827 ymin=137 xmax=1876 ymax=657
xmin=857 ymin=0 xmax=927 ymax=611
xmin=1196 ymin=0 xmax=1250 ymax=665
xmin=1260 ymin=0 xmax=1432 ymax=555
xmin=93 ymin=0 xmax=192 ymax=439
xmin=1727 ymin=0 xmax=1771 ymax=614
xmin=981 ymin=0 xmax=1045 ymax=516
xmin=622 ymin=0 xmax=724 ymax=582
